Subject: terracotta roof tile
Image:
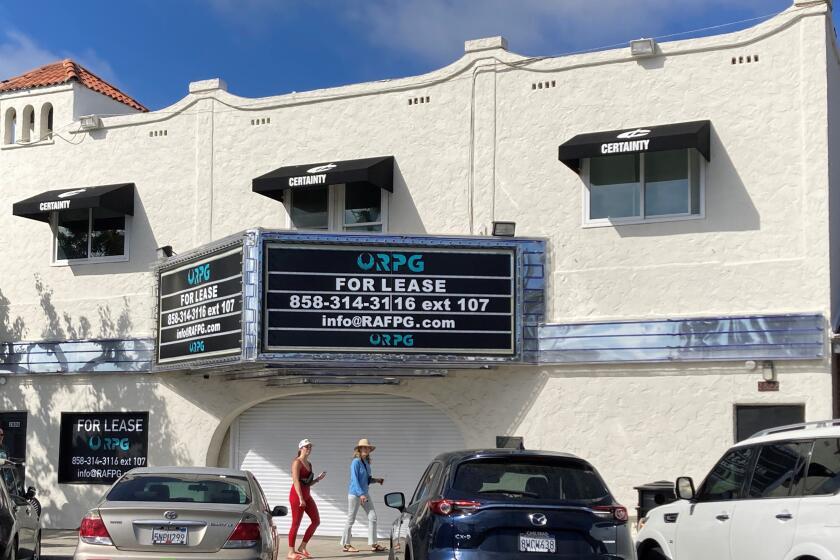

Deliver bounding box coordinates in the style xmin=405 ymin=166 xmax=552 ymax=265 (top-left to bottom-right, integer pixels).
xmin=0 ymin=59 xmax=148 ymax=112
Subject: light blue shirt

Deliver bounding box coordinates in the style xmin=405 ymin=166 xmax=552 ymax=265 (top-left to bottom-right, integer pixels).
xmin=348 ymin=457 xmax=372 ymax=496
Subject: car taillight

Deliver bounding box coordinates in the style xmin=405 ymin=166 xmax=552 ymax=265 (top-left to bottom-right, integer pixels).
xmin=223 ymin=521 xmax=261 ymax=549
xmin=429 ymin=499 xmax=481 ymax=516
xmin=592 ymin=505 xmax=629 ymax=522
xmin=79 ymin=510 xmax=113 ymax=546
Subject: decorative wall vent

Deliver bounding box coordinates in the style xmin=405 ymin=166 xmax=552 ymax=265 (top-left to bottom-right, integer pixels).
xmin=532 ymin=80 xmax=557 ymax=90
xmin=251 ymin=117 xmax=271 ymax=125
xmin=731 ymin=54 xmax=759 ymax=64
xmin=408 ymin=96 xmax=431 ymax=106
xmin=149 ymin=130 xmax=167 ymax=137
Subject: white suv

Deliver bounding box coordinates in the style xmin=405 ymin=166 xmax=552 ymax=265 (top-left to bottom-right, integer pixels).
xmin=636 ymin=419 xmax=840 ymax=560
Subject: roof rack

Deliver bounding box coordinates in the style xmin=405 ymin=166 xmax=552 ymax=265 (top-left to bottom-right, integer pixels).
xmin=749 ymin=419 xmax=840 ymax=439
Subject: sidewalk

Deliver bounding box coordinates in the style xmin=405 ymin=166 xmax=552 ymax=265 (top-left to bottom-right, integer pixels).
xmin=41 ymin=529 xmax=76 ymax=560
xmin=284 ymin=537 xmax=389 ymax=558
xmin=40 ymin=530 xmax=388 ymax=560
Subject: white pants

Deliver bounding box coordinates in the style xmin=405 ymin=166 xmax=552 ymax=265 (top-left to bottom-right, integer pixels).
xmin=341 ymin=494 xmax=377 ymax=546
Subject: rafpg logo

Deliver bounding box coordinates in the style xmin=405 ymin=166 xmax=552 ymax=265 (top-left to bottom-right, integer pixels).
xmin=616 ymin=128 xmax=651 ymax=139
xmin=307 ymin=163 xmax=337 ymax=173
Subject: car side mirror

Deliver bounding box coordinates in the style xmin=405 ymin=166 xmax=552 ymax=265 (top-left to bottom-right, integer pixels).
xmin=676 ymin=476 xmax=696 ymax=501
xmin=24 ymin=487 xmax=35 ymax=499
xmin=271 ymin=505 xmax=288 ymax=517
xmin=385 ymin=492 xmax=405 ymax=512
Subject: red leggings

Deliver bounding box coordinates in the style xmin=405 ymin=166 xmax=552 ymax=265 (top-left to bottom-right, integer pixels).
xmin=289 ymin=489 xmax=320 ymax=547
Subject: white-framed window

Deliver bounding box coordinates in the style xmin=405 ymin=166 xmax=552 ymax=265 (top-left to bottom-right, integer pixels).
xmin=51 ymin=208 xmax=129 ymax=265
xmin=582 ymin=148 xmax=704 ymax=227
xmin=287 ymin=183 xmax=388 ymax=232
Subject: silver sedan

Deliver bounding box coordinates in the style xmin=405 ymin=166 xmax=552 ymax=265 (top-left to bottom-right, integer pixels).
xmin=73 ymin=467 xmax=287 ymax=560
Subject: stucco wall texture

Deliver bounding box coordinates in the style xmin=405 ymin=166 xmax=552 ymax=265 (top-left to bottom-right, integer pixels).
xmin=1 ymin=3 xmax=835 ymax=334
xmin=0 ymin=0 xmax=838 ymax=528
xmin=3 ymin=363 xmax=830 ymax=528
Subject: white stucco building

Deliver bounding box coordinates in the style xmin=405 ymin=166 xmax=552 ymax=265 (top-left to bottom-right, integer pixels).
xmin=0 ymin=0 xmax=838 ymax=532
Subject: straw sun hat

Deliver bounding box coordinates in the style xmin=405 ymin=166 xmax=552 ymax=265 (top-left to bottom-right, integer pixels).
xmin=354 ymin=438 xmax=376 ymax=452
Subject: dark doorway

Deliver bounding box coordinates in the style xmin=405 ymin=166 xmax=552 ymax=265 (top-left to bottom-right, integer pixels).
xmin=735 ymin=404 xmax=804 ymax=442
xmin=0 ymin=412 xmax=27 ymax=483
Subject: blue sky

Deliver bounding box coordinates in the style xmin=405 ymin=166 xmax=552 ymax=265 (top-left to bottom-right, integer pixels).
xmin=0 ymin=0 xmax=831 ymax=110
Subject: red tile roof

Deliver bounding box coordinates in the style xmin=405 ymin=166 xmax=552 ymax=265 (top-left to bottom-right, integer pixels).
xmin=0 ymin=59 xmax=148 ymax=112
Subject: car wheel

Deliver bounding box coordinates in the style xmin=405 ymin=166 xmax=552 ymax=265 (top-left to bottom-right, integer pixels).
xmin=642 ymin=546 xmax=668 ymax=560
xmin=27 ymin=498 xmax=41 ymax=519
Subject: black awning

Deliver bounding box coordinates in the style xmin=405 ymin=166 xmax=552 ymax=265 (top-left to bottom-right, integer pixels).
xmin=252 ymin=156 xmax=394 ymax=201
xmin=12 ymin=183 xmax=135 ymax=222
xmin=558 ymin=120 xmax=711 ymax=173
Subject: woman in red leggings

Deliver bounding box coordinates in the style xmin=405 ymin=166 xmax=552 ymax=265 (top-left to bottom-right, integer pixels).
xmin=289 ymin=438 xmax=325 ymax=559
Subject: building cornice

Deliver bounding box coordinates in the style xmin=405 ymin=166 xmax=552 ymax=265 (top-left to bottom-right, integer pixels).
xmin=81 ymin=1 xmax=828 ymax=132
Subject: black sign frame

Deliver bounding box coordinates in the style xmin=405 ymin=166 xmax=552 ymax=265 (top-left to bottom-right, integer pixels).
xmin=0 ymin=412 xmax=27 ymax=488
xmin=58 ymin=411 xmax=149 ymax=485
xmin=262 ymin=242 xmax=517 ymax=356
xmin=156 ymin=243 xmax=245 ymax=366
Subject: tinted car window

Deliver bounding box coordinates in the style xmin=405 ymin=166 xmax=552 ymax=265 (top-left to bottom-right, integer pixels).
xmin=452 ymin=458 xmax=611 ymax=505
xmin=107 ymin=474 xmax=251 ymax=504
xmin=697 ymin=447 xmax=754 ymax=502
xmin=0 ymin=469 xmax=17 ymax=496
xmin=410 ymin=463 xmax=440 ymax=505
xmin=803 ymin=438 xmax=840 ymax=496
xmin=747 ymin=442 xmax=812 ymax=498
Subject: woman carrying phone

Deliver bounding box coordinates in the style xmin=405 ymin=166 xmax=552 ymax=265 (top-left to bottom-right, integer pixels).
xmin=289 ymin=438 xmax=325 ymax=559
xmin=340 ymin=438 xmax=385 ymax=553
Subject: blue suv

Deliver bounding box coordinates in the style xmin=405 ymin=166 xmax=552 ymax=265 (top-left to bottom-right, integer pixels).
xmin=384 ymin=449 xmax=634 ymax=559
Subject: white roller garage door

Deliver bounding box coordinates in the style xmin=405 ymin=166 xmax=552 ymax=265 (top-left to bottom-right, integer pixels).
xmin=233 ymin=393 xmax=465 ymax=538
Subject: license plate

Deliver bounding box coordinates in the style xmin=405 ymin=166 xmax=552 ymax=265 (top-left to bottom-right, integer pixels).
xmin=519 ymin=532 xmax=556 ymax=553
xmin=152 ymin=527 xmax=188 ymax=545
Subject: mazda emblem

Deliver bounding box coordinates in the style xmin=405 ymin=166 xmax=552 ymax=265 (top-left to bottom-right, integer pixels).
xmin=164 ymin=511 xmax=178 ymax=520
xmin=529 ymin=513 xmax=547 ymax=527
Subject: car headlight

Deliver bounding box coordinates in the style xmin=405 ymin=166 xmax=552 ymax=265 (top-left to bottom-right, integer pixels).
xmin=637 ymin=516 xmax=648 ymax=530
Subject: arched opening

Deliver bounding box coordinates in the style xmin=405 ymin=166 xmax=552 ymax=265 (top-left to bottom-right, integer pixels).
xmin=20 ymin=105 xmax=34 ymax=143
xmin=228 ymin=393 xmax=465 ymax=537
xmin=3 ymin=108 xmax=16 ymax=145
xmin=39 ymin=103 xmax=53 ymax=140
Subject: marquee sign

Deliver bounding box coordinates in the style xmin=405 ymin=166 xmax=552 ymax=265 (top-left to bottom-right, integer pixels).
xmin=263 ymin=242 xmax=516 ymax=355
xmin=157 ymin=244 xmax=244 ymax=365
xmin=58 ymin=412 xmax=149 ymax=484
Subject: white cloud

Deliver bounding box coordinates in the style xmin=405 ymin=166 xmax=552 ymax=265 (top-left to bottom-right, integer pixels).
xmin=200 ymin=0 xmax=790 ymax=63
xmin=0 ymin=29 xmax=120 ymax=86
xmin=72 ymin=48 xmax=120 ymax=86
xmin=342 ymin=0 xmax=789 ymax=62
xmin=0 ymin=30 xmax=57 ymax=79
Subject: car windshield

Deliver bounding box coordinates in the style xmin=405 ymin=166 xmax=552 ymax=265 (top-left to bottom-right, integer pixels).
xmin=106 ymin=474 xmax=251 ymax=504
xmin=452 ymin=457 xmax=612 ymax=505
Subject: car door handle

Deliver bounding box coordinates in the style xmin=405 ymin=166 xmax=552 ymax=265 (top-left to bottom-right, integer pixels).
xmin=776 ymin=512 xmax=793 ymax=520
xmin=715 ymin=513 xmax=730 ymax=521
